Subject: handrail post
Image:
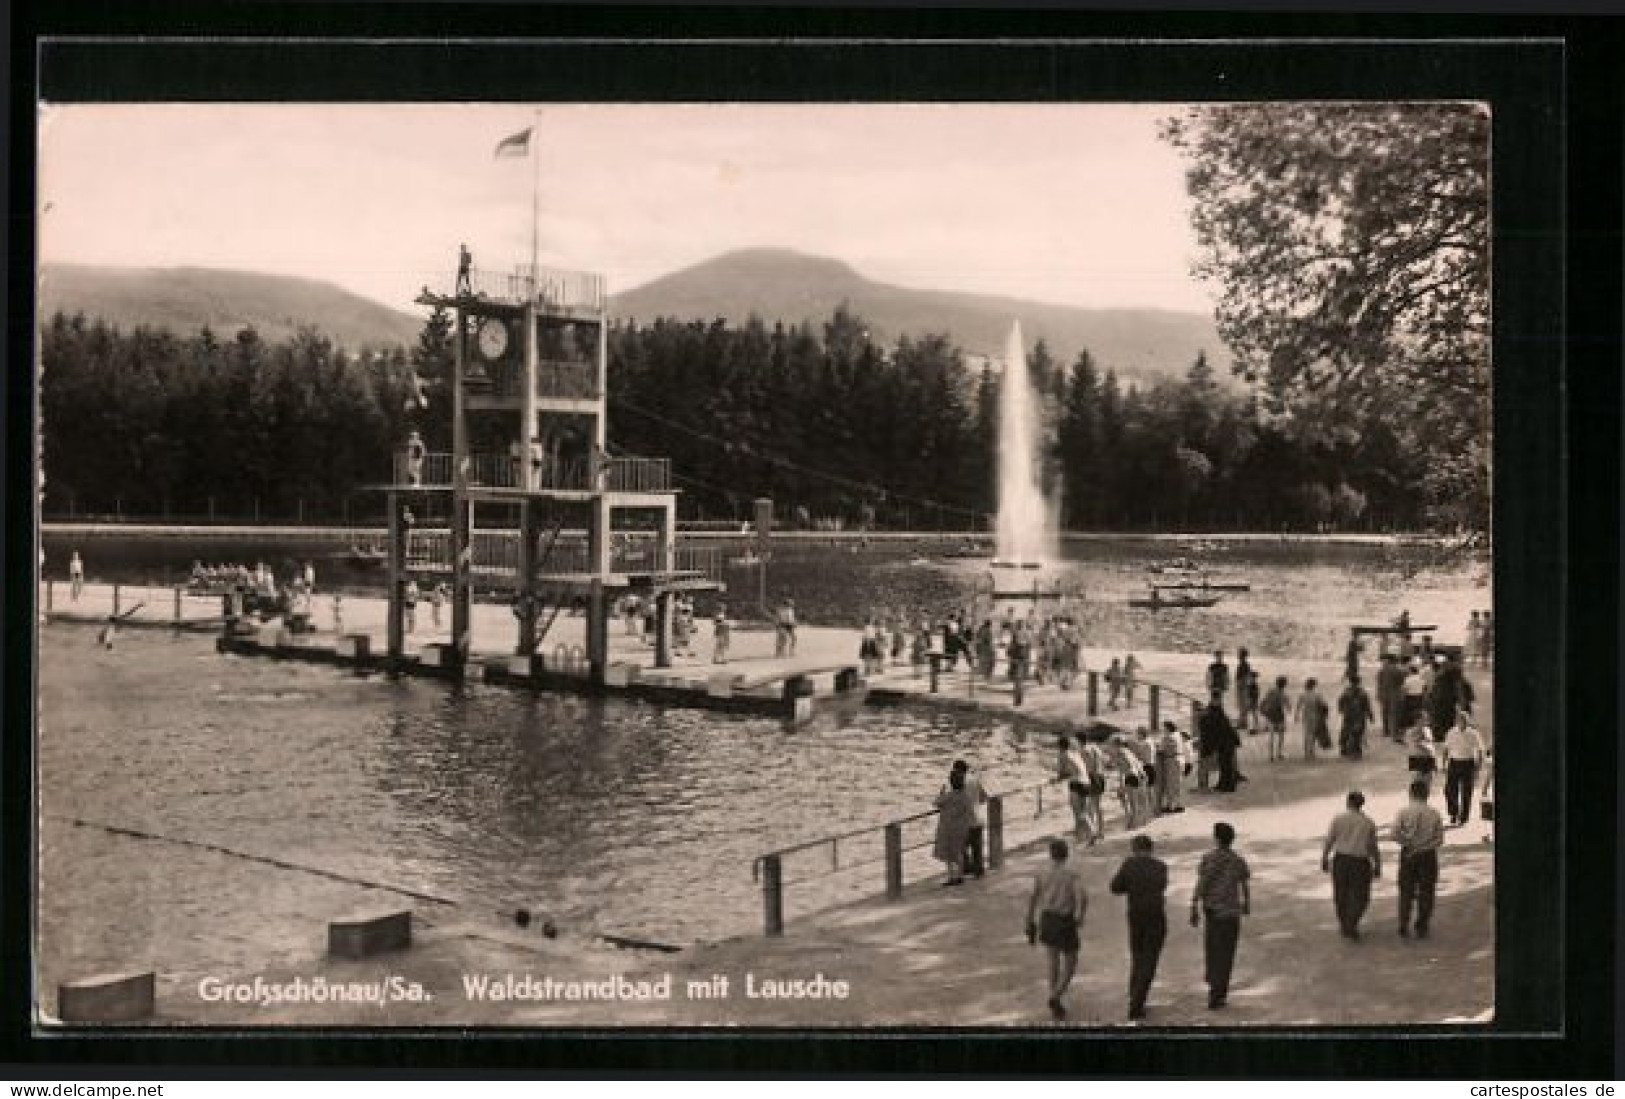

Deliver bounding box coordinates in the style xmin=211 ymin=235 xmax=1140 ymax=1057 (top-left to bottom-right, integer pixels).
xmin=46 ymin=579 xmax=53 ymax=612
xmin=988 ymin=796 xmax=1005 ymax=870
xmin=1149 ymin=683 xmax=1161 ymax=730
xmin=762 ymin=853 xmax=784 ymax=936
xmin=884 ymin=822 xmax=903 ymax=900
xmin=174 ymin=585 xmax=183 ymax=625
xmin=113 ymin=584 xmax=120 ymax=617
xmin=1087 ymin=670 xmax=1099 ymax=716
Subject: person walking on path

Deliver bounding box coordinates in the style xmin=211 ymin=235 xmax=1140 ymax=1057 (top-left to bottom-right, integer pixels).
xmin=1376 ymin=653 xmax=1406 ymax=742
xmin=1405 ymin=719 xmax=1440 ymax=789
xmin=1191 ymin=822 xmax=1250 ymax=1010
xmin=1235 ymin=648 xmax=1256 ymax=731
xmin=1109 ymin=734 xmax=1148 ymax=829
xmin=402 ymin=579 xmax=420 ymax=634
xmin=1295 ymin=677 xmax=1329 ymax=760
xmin=774 ymin=598 xmax=797 ymax=658
xmin=1442 ymin=714 xmax=1487 ymax=826
xmin=1206 ymin=650 xmax=1231 ymax=714
xmin=1105 ymin=657 xmax=1124 ymax=710
xmin=1337 ymin=675 xmax=1376 ymax=759
xmin=1110 ymin=833 xmax=1168 ymax=1021
xmin=429 ymin=581 xmax=448 ymax=629
xmin=69 ymin=551 xmax=85 ymax=601
xmin=1057 ymin=734 xmax=1094 ymax=844
xmin=1154 ymin=721 xmax=1188 ymax=814
xmin=1260 ymin=676 xmax=1290 ymax=761
xmin=1321 ymin=791 xmax=1382 ymax=940
xmin=1027 ymin=838 xmax=1089 ymax=1020
xmin=1198 ymin=692 xmax=1242 ymax=793
xmin=1078 ymin=733 xmax=1109 ymax=844
xmin=954 ymin=759 xmax=990 ymax=878
xmin=1427 ymin=652 xmax=1475 ymax=740
xmin=712 ymin=604 xmax=732 ymax=664
xmin=1392 ymin=780 xmax=1446 ymax=938
xmin=932 ymin=769 xmax=977 ymax=886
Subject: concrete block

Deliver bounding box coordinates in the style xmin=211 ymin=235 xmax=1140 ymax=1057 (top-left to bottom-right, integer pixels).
xmin=256 ymin=623 xmax=280 ymax=647
xmin=328 ymin=909 xmax=412 ymax=959
xmin=791 ymin=696 xmax=815 ymax=724
xmin=57 ymin=971 xmax=155 ymax=1023
xmin=705 ymin=672 xmax=735 ymax=698
xmin=605 ymin=663 xmax=640 ymax=688
xmin=335 ymin=634 xmax=371 ymax=660
xmin=507 ymin=654 xmax=533 ymax=677
xmin=418 ymin=644 xmax=444 ymax=668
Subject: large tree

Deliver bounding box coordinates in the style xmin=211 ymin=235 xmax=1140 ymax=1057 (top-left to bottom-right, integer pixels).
xmin=1161 ymin=102 xmax=1490 ymax=528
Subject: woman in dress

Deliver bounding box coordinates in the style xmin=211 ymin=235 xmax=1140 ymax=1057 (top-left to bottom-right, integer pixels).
xmin=932 ymin=769 xmax=977 ymax=885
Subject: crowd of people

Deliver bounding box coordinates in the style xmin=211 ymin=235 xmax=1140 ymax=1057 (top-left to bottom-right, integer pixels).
xmin=917 ymin=617 xmax=1490 ymax=1024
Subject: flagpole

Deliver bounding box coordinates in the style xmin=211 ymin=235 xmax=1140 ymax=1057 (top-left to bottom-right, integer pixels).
xmin=529 ymin=110 xmax=541 ymax=291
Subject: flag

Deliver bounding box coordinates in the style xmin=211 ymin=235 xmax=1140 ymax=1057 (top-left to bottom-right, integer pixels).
xmin=494 ymin=127 xmax=532 ymax=158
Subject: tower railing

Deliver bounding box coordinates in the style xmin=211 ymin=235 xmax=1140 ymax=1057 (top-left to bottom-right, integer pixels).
xmin=468 ymin=360 xmax=599 ymax=401
xmin=442 ymin=264 xmax=606 ymax=312
xmin=393 ymin=452 xmax=668 ymax=494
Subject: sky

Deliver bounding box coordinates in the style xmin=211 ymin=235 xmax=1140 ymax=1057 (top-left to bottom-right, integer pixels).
xmin=38 ymin=103 xmax=1219 ymax=317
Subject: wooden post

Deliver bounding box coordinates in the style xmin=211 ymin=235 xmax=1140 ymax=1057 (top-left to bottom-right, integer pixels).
xmin=988 ymin=796 xmax=1005 ymax=869
xmin=174 ymin=586 xmax=182 ymax=624
xmin=928 ymin=653 xmax=941 ymax=693
xmin=884 ymin=823 xmax=903 ymax=899
xmin=45 ymin=580 xmax=52 ymax=612
xmin=761 ymin=854 xmax=784 ymax=937
xmin=654 ymin=591 xmax=673 ymax=669
xmin=1087 ymin=670 xmax=1099 ymax=716
xmin=449 ymin=302 xmax=471 ymax=679
xmin=112 ymin=584 xmax=120 ymax=617
xmin=1149 ymin=683 xmax=1161 ymax=730
xmin=517 ymin=500 xmax=537 ymax=656
xmin=386 ymin=490 xmax=404 ymax=667
xmin=586 ymin=578 xmax=607 ymax=685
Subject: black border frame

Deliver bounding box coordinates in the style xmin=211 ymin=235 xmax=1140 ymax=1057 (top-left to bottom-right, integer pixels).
xmin=5 ymin=6 xmax=1616 ymax=1079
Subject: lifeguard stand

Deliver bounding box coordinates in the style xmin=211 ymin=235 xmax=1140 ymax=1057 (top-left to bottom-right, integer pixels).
xmin=380 ymin=257 xmax=722 ymax=682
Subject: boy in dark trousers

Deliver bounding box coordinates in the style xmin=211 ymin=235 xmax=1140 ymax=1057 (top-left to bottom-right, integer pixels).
xmin=1110 ymin=833 xmax=1169 ymax=1021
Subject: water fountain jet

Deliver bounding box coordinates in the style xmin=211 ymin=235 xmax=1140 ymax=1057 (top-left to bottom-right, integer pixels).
xmin=989 ymin=321 xmax=1062 ymax=599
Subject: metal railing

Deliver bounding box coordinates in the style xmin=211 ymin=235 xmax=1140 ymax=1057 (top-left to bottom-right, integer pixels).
xmin=396 ymin=451 xmax=666 ymax=493
xmin=752 ymin=776 xmax=1074 ymax=936
xmin=674 ymin=543 xmax=724 ymax=583
xmin=604 ymin=457 xmax=670 ymax=493
xmin=748 ymin=671 xmax=1281 ymax=935
xmin=466 ymin=360 xmax=599 ymax=402
xmin=446 ymin=264 xmax=606 ymax=313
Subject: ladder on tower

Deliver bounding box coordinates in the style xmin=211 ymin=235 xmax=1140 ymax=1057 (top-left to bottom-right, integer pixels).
xmin=530 ymin=512 xmax=571 ymax=646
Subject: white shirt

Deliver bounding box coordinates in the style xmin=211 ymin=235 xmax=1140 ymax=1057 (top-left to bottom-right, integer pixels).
xmin=1443 ymin=724 xmax=1485 ymax=765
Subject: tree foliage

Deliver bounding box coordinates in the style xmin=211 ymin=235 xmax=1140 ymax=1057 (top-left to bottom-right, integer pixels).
xmin=41 ymin=304 xmax=1449 ymax=532
xmin=1161 ymin=103 xmax=1490 ymax=529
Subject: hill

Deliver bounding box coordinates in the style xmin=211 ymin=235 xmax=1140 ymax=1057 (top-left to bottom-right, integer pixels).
xmin=610 ymin=248 xmax=1228 ymax=384
xmin=37 ymin=264 xmax=423 ymax=351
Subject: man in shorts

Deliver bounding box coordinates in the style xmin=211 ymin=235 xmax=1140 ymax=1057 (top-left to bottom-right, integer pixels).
xmin=1026 ymin=838 xmax=1089 ymax=1020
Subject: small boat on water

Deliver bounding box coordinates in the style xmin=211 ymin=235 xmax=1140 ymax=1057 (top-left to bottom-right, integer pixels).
xmin=1129 ymin=591 xmax=1224 ymax=610
xmin=1150 ymin=577 xmax=1251 ymax=593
